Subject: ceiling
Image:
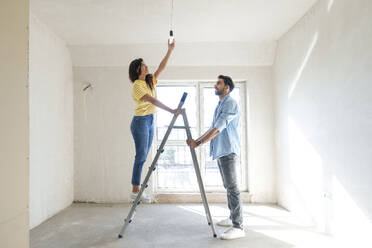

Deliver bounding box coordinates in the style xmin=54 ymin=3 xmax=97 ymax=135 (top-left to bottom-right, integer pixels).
xmin=31 ymin=0 xmax=317 ymax=45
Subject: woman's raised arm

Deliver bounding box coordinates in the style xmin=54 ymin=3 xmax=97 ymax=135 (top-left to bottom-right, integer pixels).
xmin=154 ymin=39 xmax=175 ymax=79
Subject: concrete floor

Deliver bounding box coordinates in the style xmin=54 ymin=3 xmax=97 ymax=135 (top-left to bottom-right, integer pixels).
xmin=31 ymin=203 xmax=336 ymax=248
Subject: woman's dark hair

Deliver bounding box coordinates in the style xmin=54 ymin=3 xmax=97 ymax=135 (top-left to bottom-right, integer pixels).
xmin=218 ymin=75 xmax=234 ymax=92
xmin=129 ymin=58 xmax=153 ymax=90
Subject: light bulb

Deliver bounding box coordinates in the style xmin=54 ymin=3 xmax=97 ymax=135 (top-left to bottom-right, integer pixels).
xmin=169 ymin=30 xmax=174 ymax=44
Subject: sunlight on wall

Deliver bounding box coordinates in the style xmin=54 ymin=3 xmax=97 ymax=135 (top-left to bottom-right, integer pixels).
xmin=331 ymin=176 xmax=372 ymax=247
xmin=327 ymin=0 xmax=335 ymax=12
xmin=287 ymin=117 xmax=372 ymax=246
xmin=288 ymin=117 xmax=325 ymax=229
xmin=288 ymin=31 xmax=318 ymax=99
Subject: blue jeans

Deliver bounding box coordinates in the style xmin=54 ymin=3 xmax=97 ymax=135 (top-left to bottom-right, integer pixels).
xmin=130 ymin=114 xmax=154 ymax=186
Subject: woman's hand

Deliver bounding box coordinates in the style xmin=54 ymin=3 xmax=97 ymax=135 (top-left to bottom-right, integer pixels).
xmin=168 ymin=39 xmax=175 ymax=51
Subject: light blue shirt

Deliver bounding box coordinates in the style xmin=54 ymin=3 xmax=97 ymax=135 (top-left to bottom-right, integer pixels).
xmin=210 ymin=94 xmax=240 ymax=160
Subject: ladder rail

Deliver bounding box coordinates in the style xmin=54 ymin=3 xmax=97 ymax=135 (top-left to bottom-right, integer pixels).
xmin=118 ymin=113 xmax=178 ymax=237
xmin=182 ymin=110 xmax=217 ymax=237
xmin=118 ymin=94 xmax=186 ymax=238
xmin=118 ymin=92 xmax=218 ymax=239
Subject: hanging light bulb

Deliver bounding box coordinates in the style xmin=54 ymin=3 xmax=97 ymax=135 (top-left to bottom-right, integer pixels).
xmin=169 ymin=0 xmax=174 ymax=44
xmin=169 ymin=30 xmax=174 ymax=44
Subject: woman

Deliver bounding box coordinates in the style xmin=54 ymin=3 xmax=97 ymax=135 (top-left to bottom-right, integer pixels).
xmin=128 ymin=40 xmax=178 ymax=202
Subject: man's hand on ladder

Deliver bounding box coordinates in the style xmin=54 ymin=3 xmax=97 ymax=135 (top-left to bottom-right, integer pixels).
xmin=186 ymin=139 xmax=199 ymax=149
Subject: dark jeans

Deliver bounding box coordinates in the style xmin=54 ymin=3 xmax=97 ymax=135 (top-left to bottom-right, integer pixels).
xmin=130 ymin=114 xmax=154 ymax=186
xmin=217 ymin=153 xmax=243 ymax=229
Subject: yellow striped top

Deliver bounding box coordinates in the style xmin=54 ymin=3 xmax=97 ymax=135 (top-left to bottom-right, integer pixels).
xmin=132 ymin=76 xmax=158 ymax=116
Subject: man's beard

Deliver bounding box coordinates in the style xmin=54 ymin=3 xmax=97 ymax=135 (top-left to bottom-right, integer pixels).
xmin=215 ymin=89 xmax=223 ymax=95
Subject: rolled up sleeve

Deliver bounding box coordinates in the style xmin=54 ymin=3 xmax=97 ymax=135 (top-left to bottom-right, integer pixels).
xmin=213 ymin=101 xmax=238 ymax=132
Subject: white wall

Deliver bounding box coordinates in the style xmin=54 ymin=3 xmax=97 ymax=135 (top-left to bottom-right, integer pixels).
xmin=0 ymin=0 xmax=29 ymax=247
xmin=29 ymin=15 xmax=74 ymax=229
xmin=73 ymin=66 xmax=275 ymax=203
xmin=273 ymin=0 xmax=372 ymax=243
xmin=69 ymin=42 xmax=276 ymax=67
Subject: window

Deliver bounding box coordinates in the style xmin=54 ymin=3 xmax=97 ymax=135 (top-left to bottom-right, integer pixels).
xmin=153 ymin=81 xmax=247 ymax=193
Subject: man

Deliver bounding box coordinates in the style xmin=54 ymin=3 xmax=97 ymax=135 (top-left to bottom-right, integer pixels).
xmin=186 ymin=75 xmax=244 ymax=240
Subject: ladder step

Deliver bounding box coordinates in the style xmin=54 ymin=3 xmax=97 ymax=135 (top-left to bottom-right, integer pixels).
xmin=173 ymin=126 xmax=186 ymax=129
xmin=125 ymin=210 xmax=136 ymax=223
xmin=124 ymin=218 xmax=133 ymax=224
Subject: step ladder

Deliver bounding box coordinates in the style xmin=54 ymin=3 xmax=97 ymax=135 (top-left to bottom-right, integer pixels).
xmin=118 ymin=92 xmax=217 ymax=239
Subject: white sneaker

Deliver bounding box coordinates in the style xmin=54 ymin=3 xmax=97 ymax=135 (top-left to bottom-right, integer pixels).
xmin=130 ymin=191 xmax=151 ymax=203
xmin=220 ymin=227 xmax=245 ymax=240
xmin=217 ymin=218 xmax=233 ymax=227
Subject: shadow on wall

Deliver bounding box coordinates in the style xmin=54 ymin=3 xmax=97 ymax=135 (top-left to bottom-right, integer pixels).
xmin=277 ymin=0 xmax=372 ymax=246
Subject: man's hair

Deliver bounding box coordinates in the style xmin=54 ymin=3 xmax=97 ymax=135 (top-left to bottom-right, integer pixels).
xmin=218 ymin=75 xmax=234 ymax=92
